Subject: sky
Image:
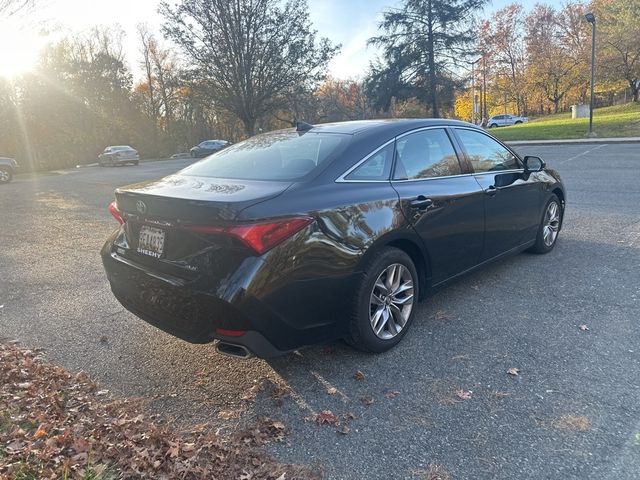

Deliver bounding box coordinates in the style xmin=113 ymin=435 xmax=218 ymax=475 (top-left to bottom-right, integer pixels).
xmin=0 ymin=0 xmax=534 ymax=80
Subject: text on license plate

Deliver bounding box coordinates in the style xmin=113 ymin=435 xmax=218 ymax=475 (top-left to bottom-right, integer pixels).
xmin=138 ymin=226 xmax=165 ymax=258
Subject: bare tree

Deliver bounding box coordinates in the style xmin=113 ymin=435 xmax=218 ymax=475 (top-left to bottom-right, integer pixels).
xmin=161 ymin=0 xmax=338 ymax=136
xmin=138 ymin=24 xmax=160 ymax=124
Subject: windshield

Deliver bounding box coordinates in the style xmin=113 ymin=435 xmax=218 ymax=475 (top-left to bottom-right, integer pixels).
xmin=181 ymin=131 xmax=350 ymax=181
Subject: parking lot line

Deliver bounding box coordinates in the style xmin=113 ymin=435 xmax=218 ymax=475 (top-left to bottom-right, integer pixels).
xmin=559 ymin=143 xmax=608 ymax=164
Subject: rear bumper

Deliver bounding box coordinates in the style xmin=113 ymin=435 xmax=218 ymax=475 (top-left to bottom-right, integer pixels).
xmin=101 ymin=241 xmax=358 ymax=357
xmin=99 ymin=155 xmax=139 ymax=164
xmin=111 ymin=287 xmax=285 ymax=357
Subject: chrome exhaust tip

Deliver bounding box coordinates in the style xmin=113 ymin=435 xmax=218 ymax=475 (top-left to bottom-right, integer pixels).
xmin=215 ymin=341 xmax=254 ymax=359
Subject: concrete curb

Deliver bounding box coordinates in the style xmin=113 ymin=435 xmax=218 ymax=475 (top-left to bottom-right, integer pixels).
xmin=506 ymin=137 xmax=640 ymax=146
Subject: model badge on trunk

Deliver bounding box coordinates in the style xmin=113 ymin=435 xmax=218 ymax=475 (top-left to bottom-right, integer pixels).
xmin=136 ymin=200 xmax=147 ymax=215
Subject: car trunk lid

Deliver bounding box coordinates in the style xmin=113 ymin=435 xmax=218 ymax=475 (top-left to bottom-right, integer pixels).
xmin=115 ymin=174 xmax=291 ymax=223
xmin=111 ymin=174 xmax=293 ymax=279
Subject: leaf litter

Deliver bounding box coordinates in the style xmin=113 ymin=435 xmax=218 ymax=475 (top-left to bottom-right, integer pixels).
xmin=0 ymin=341 xmax=319 ymax=479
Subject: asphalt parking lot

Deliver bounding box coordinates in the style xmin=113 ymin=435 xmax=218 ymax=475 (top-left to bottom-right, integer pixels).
xmin=1 ymin=143 xmax=639 ymax=479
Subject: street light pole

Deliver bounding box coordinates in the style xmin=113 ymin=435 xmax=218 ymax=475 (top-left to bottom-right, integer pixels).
xmin=585 ymin=12 xmax=596 ymax=137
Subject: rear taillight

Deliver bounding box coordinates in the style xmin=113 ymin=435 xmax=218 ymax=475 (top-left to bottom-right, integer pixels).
xmin=185 ymin=217 xmax=313 ymax=254
xmin=108 ymin=201 xmax=125 ymax=225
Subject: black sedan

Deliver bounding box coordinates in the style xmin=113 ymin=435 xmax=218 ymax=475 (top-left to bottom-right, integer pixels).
xmin=102 ymin=119 xmax=565 ymax=358
xmin=189 ymin=140 xmax=231 ymax=158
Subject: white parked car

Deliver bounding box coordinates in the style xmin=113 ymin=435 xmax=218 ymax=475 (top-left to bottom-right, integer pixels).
xmin=487 ymin=114 xmax=528 ymax=128
xmin=98 ymin=146 xmax=140 ymax=166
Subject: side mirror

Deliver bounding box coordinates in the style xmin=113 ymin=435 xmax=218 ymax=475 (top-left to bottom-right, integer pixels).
xmin=524 ymin=155 xmax=545 ymax=173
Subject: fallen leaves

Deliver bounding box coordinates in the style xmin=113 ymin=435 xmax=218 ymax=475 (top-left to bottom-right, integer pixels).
xmin=385 ymin=390 xmax=401 ymax=399
xmin=33 ymin=424 xmax=48 ymax=440
xmin=315 ymin=410 xmax=338 ymax=426
xmin=455 ymin=389 xmax=472 ymax=401
xmin=313 ymin=410 xmax=356 ymax=435
xmin=435 ymin=310 xmax=455 ymax=321
xmin=0 ymin=342 xmax=319 ymax=480
xmin=552 ymin=415 xmax=591 ymax=432
xmin=579 ymin=324 xmax=589 ymax=331
xmin=360 ymin=396 xmax=374 ymax=406
xmin=354 ymin=370 xmax=365 ymax=381
xmin=507 ymin=368 xmax=520 ymax=376
xmin=413 ymin=462 xmax=452 ymax=480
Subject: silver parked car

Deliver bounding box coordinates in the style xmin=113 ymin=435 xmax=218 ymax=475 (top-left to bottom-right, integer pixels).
xmin=98 ymin=146 xmax=140 ymax=167
xmin=0 ymin=157 xmax=18 ymax=184
xmin=487 ymin=114 xmax=528 ymax=128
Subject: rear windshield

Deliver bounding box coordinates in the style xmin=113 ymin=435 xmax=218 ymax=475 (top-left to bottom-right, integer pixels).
xmin=181 ymin=131 xmax=350 ymax=181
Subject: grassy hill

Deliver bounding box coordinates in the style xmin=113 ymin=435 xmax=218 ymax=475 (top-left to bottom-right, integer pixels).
xmin=490 ymin=102 xmax=640 ymax=141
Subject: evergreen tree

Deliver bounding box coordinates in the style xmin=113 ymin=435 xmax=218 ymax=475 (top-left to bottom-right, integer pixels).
xmin=368 ymin=0 xmax=487 ymax=117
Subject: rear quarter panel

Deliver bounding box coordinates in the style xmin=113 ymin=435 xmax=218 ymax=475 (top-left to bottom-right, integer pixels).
xmin=239 ymin=181 xmax=418 ymax=336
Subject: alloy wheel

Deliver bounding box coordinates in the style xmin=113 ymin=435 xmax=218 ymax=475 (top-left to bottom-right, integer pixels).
xmin=543 ymin=201 xmax=560 ymax=247
xmin=369 ymin=263 xmax=414 ymax=340
xmin=0 ymin=169 xmax=10 ymax=183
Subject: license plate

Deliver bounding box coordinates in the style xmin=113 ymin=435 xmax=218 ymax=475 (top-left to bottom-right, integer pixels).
xmin=137 ymin=226 xmax=165 ymax=258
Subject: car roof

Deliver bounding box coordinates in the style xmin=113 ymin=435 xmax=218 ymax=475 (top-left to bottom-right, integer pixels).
xmin=281 ymin=118 xmax=479 ymax=137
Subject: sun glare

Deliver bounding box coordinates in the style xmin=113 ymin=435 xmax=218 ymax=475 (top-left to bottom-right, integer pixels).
xmin=0 ymin=24 xmax=45 ymax=78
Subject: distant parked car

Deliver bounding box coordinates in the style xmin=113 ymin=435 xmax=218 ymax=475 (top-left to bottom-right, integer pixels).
xmin=0 ymin=157 xmax=18 ymax=184
xmin=190 ymin=140 xmax=231 ymax=158
xmin=99 ymin=146 xmax=140 ymax=166
xmin=487 ymin=114 xmax=528 ymax=128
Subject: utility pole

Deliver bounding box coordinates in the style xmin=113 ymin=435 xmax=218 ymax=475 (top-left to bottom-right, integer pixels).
xmin=482 ymin=56 xmax=487 ymax=121
xmin=585 ymin=12 xmax=596 ymax=137
xmin=468 ymin=58 xmax=481 ymax=124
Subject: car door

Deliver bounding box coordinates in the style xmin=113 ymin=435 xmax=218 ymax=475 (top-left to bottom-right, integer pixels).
xmin=453 ymin=127 xmax=541 ymax=261
xmin=390 ymin=128 xmax=485 ymax=285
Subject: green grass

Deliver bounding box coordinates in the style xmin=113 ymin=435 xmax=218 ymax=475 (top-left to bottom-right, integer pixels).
xmin=490 ymin=102 xmax=640 ymax=141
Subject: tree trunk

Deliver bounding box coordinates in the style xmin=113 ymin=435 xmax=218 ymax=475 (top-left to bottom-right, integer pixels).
xmin=631 ymin=80 xmax=639 ymax=102
xmin=426 ymin=0 xmax=439 ymax=118
xmin=242 ymin=117 xmax=256 ymax=137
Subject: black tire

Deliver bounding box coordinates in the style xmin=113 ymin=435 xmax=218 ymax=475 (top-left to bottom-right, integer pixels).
xmin=132 ymin=161 xmax=139 ymax=166
xmin=346 ymin=247 xmax=419 ymax=353
xmin=528 ymin=194 xmax=562 ymax=254
xmin=515 ymin=120 xmax=522 ymax=125
xmin=489 ymin=123 xmax=497 ymax=128
xmin=0 ymin=166 xmax=12 ymax=184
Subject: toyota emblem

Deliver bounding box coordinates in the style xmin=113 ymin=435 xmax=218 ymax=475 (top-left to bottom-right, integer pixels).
xmin=136 ymin=200 xmax=147 ymax=215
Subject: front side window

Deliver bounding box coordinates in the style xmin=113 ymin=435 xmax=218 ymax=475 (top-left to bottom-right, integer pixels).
xmin=455 ymin=129 xmax=520 ymax=173
xmin=345 ymin=142 xmax=394 ymax=181
xmin=182 ymin=131 xmax=350 ymax=181
xmin=393 ymin=129 xmax=462 ymax=180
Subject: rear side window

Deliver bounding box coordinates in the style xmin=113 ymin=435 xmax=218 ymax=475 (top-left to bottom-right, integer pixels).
xmin=345 ymin=143 xmax=394 ymax=181
xmin=393 ymin=129 xmax=462 ymax=180
xmin=455 ymin=129 xmax=520 ymax=173
xmin=182 ymin=132 xmax=350 ymax=181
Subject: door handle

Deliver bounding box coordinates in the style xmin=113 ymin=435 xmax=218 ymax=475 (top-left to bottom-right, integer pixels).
xmin=409 ymin=196 xmax=434 ymax=209
xmin=485 ymin=185 xmax=498 ymax=197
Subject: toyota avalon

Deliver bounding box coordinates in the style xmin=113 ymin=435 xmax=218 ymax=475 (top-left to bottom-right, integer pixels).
xmin=101 ymin=119 xmax=565 ymax=358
